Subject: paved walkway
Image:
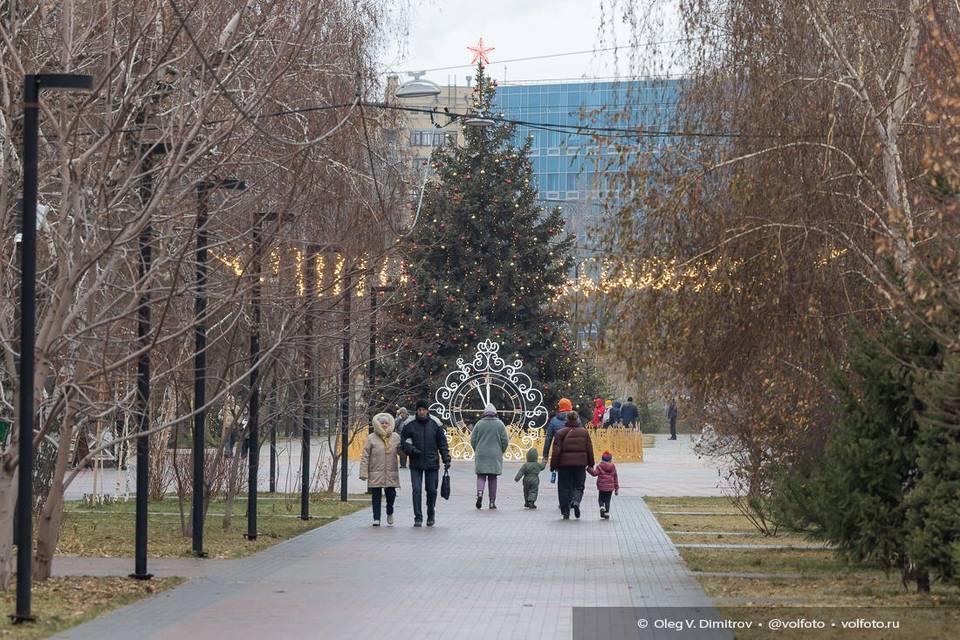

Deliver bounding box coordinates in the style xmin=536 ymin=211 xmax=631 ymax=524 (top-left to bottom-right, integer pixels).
xmin=57 ymin=458 xmax=722 ymax=640
xmin=65 ymin=434 xmax=724 ymax=500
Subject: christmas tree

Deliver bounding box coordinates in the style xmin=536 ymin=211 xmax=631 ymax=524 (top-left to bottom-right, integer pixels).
xmin=385 ymin=63 xmax=601 ymax=413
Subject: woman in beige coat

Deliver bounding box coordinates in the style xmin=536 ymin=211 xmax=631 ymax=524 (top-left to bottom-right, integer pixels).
xmin=360 ymin=412 xmax=401 ymax=526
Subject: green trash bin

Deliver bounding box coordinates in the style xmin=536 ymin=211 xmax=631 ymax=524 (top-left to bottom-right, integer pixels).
xmin=0 ymin=419 xmax=10 ymax=444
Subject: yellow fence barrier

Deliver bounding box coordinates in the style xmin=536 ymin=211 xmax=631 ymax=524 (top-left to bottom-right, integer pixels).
xmin=348 ymin=425 xmax=646 ymax=462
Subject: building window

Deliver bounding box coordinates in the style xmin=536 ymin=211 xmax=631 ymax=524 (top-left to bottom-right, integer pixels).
xmin=566 ymin=190 xmax=580 ymax=200
xmin=409 ymin=131 xmax=422 ymax=146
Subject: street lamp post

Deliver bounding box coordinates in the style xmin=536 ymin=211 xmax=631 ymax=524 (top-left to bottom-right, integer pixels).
xmin=132 ymin=142 xmax=171 ymax=581
xmin=246 ymin=211 xmax=281 ymax=540
xmin=193 ymin=177 xmax=246 ymax=557
xmin=269 ymin=378 xmax=277 ymax=493
xmin=300 ymin=244 xmax=319 ymax=520
xmin=15 ymin=72 xmax=94 ymax=625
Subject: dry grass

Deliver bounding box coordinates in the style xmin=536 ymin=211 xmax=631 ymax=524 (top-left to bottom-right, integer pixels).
xmin=646 ymin=496 xmax=960 ymax=638
xmin=58 ymin=494 xmax=363 ymax=559
xmin=0 ymin=577 xmax=181 ymax=639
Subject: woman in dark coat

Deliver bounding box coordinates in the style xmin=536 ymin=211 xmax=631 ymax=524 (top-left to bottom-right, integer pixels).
xmin=549 ymin=412 xmax=595 ymax=519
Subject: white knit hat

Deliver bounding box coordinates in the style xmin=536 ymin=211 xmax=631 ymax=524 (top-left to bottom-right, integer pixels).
xmin=483 ymin=403 xmax=497 ymax=417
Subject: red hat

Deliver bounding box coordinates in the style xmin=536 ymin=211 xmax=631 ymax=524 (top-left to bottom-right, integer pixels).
xmin=601 ymin=451 xmax=613 ymax=461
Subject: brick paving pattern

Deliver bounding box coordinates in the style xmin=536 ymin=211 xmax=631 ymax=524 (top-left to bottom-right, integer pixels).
xmin=53 ymin=435 xmax=727 ymax=639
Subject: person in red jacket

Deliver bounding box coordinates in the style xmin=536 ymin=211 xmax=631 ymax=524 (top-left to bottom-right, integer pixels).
xmin=591 ymin=397 xmax=605 ymax=427
xmin=550 ymin=412 xmax=595 ymax=519
xmin=587 ymin=450 xmax=619 ymax=519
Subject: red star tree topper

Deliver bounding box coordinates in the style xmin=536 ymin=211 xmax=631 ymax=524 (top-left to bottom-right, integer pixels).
xmin=468 ymin=37 xmax=494 ymax=65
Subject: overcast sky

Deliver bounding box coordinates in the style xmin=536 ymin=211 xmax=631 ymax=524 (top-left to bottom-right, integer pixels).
xmin=382 ymin=0 xmax=678 ymax=86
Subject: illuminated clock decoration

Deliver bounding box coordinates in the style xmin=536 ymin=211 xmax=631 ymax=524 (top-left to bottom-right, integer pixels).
xmin=431 ymin=339 xmax=548 ymax=430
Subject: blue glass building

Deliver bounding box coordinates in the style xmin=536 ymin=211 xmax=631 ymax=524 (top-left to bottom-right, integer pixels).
xmin=492 ymin=79 xmax=680 ymax=248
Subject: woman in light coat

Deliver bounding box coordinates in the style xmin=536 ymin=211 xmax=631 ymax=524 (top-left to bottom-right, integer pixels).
xmin=470 ymin=403 xmax=509 ymax=510
xmin=360 ymin=412 xmax=401 ymax=526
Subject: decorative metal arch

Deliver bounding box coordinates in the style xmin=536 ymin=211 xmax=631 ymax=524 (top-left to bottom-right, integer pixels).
xmin=431 ymin=339 xmax=548 ymax=430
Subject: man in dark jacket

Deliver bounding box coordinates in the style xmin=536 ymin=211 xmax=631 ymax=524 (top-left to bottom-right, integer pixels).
xmin=542 ymin=397 xmax=573 ymax=461
xmin=667 ymin=400 xmax=678 ymax=440
xmin=607 ymin=400 xmax=622 ymax=426
xmin=550 ymin=412 xmax=595 ymax=519
xmin=400 ymin=399 xmax=451 ymax=527
xmin=621 ymin=397 xmax=639 ymax=430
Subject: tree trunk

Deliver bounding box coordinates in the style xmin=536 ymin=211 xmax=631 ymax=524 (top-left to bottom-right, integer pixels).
xmin=0 ymin=463 xmax=18 ymax=589
xmin=34 ymin=415 xmax=75 ymax=581
xmin=916 ymin=571 xmax=931 ymax=594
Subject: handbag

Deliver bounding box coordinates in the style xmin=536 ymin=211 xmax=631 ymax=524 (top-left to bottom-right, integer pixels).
xmin=440 ymin=469 xmax=451 ymax=500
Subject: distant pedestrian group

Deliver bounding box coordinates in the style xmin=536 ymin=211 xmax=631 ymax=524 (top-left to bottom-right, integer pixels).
xmin=359 ymin=396 xmax=623 ymax=527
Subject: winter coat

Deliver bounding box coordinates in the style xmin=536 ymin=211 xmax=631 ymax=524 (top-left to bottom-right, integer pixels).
xmin=470 ymin=416 xmax=509 ymax=475
xmin=620 ymin=401 xmax=639 ymax=427
xmin=360 ymin=416 xmax=402 ymax=488
xmin=542 ymin=412 xmax=567 ymax=459
xmin=608 ymin=401 xmax=622 ymax=426
xmin=550 ymin=424 xmax=596 ymax=471
xmin=592 ymin=399 xmax=605 ymax=427
xmin=515 ymin=447 xmax=546 ymax=482
xmin=400 ymin=414 xmax=451 ymax=470
xmin=667 ymin=403 xmax=678 ymax=421
xmin=587 ymin=461 xmax=619 ymax=492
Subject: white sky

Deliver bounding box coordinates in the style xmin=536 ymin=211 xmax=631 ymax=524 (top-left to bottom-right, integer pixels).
xmin=381 ymin=0 xmax=679 ymax=86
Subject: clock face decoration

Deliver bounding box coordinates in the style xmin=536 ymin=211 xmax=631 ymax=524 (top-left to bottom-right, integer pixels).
xmin=431 ymin=340 xmax=548 ymax=430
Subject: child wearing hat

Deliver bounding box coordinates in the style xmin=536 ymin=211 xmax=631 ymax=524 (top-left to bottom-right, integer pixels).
xmin=587 ymin=451 xmax=620 ymax=519
xmin=514 ymin=447 xmax=547 ymax=508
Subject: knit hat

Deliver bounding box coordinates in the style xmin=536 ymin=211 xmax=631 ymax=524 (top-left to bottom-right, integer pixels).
xmin=601 ymin=451 xmax=613 ymax=462
xmin=565 ymin=412 xmax=580 ymax=427
xmin=397 ymin=406 xmax=409 ymax=416
xmin=483 ymin=403 xmax=497 ymax=417
xmin=415 ymin=399 xmax=429 ymax=411
xmin=557 ymin=397 xmax=573 ymax=412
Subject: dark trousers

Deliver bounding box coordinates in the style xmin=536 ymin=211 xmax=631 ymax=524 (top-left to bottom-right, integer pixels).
xmin=557 ymin=466 xmax=586 ymax=515
xmin=409 ymin=467 xmax=439 ymax=521
xmin=398 ymin=449 xmax=408 ymax=467
xmin=669 ymin=417 xmax=677 ymax=438
xmin=371 ymin=487 xmax=396 ymax=521
xmin=598 ymin=490 xmax=613 ymax=512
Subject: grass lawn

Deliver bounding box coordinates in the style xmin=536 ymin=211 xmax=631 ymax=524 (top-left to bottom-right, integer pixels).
xmin=647 ymin=496 xmax=960 ymax=639
xmin=58 ymin=493 xmax=364 ymax=559
xmin=0 ymin=577 xmax=180 ymax=639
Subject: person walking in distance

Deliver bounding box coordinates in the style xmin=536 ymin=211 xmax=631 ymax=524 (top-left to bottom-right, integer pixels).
xmin=608 ymin=400 xmax=622 ymax=427
xmin=587 ymin=450 xmax=619 ymax=520
xmin=470 ymin=403 xmax=509 ymax=509
xmin=395 ymin=407 xmax=410 ymax=467
xmin=591 ymin=398 xmax=605 ymax=428
xmin=621 ymin=396 xmax=639 ymax=431
xmin=542 ymin=398 xmax=573 ymax=462
xmin=667 ymin=400 xmax=678 ymax=440
xmin=400 ymin=400 xmax=451 ymax=527
xmin=359 ymin=413 xmax=401 ymax=526
xmin=550 ymin=412 xmax=595 ymax=519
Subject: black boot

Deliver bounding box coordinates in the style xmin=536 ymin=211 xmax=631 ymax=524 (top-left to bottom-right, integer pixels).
xmin=475 ymin=492 xmax=483 ymax=510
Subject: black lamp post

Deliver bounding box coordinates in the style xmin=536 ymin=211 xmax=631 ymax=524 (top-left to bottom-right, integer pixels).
xmin=300 ymin=244 xmax=319 ymax=519
xmin=339 ymin=265 xmax=352 ymax=503
xmin=14 ymin=72 xmax=94 ymax=625
xmin=193 ymin=177 xmax=246 ymax=557
xmin=246 ymin=211 xmax=283 ymax=540
xmin=132 ymin=141 xmax=171 ymax=581
xmin=268 ymin=377 xmax=278 ymax=493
